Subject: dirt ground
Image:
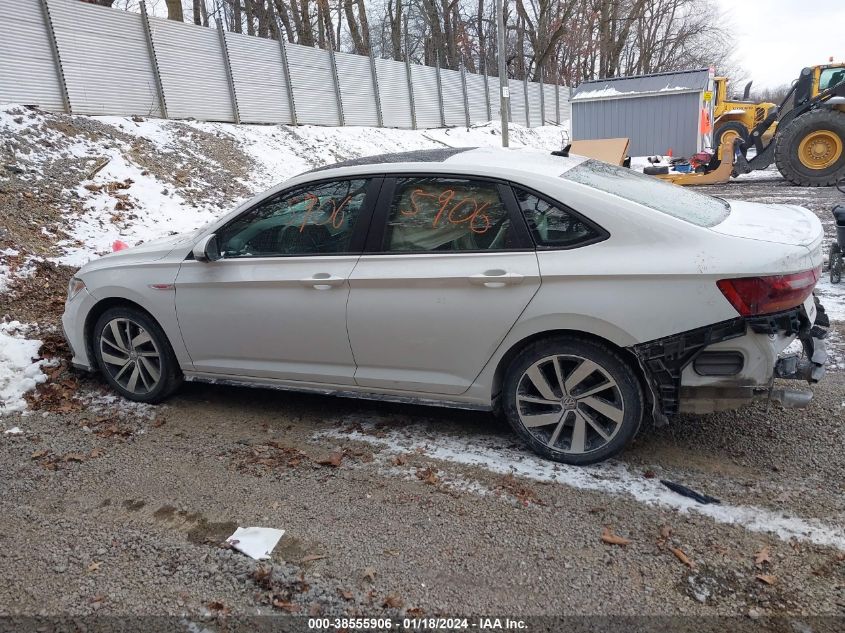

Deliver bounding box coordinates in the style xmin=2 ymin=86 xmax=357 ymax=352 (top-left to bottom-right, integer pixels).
xmin=1 ymin=137 xmax=844 ymax=630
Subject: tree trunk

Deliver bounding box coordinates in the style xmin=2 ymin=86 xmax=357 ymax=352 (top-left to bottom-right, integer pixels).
xmin=164 ymin=0 xmax=183 ymax=21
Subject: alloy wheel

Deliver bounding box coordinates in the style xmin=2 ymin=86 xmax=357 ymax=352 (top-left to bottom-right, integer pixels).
xmin=516 ymin=354 xmax=625 ymax=455
xmin=99 ymin=318 xmax=162 ymax=395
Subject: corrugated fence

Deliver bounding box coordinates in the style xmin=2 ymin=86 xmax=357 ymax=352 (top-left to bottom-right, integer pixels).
xmin=0 ymin=0 xmax=571 ymax=129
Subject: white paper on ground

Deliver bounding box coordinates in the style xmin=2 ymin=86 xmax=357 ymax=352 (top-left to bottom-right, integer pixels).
xmin=4 ymin=427 xmax=22 ymax=435
xmin=226 ymin=527 xmax=285 ymax=560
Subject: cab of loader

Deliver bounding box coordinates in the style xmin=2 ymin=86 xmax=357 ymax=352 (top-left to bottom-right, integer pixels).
xmin=712 ymin=77 xmax=778 ymax=147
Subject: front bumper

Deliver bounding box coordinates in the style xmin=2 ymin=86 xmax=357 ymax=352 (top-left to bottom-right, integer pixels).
xmin=631 ymin=295 xmax=828 ymax=422
xmin=61 ymin=287 xmax=96 ymax=372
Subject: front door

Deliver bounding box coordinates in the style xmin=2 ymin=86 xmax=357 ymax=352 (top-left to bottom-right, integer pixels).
xmin=346 ymin=176 xmax=541 ymax=395
xmin=175 ymin=177 xmax=379 ymax=385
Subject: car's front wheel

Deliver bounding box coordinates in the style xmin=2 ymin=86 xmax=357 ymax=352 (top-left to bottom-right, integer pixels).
xmin=502 ymin=336 xmax=644 ymax=465
xmin=92 ymin=306 xmax=182 ymax=403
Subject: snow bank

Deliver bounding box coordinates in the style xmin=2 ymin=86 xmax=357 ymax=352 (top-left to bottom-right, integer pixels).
xmin=40 ymin=111 xmax=564 ymax=266
xmin=0 ymin=322 xmax=47 ymax=416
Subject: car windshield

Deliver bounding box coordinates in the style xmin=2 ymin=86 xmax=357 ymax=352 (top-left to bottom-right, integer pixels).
xmin=562 ymin=159 xmax=730 ymax=227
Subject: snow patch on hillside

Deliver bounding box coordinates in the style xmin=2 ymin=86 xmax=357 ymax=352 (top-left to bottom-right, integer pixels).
xmin=56 ymin=113 xmax=565 ymax=266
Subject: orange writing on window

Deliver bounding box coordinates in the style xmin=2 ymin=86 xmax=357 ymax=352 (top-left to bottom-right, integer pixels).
xmin=400 ymin=188 xmax=492 ymax=234
xmin=294 ymin=192 xmax=353 ymax=232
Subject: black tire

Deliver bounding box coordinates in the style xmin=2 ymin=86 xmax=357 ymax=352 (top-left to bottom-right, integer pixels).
xmin=92 ymin=306 xmax=182 ymax=403
xmin=775 ymin=109 xmax=845 ymax=186
xmin=501 ymin=336 xmax=643 ymax=465
xmin=710 ymin=121 xmax=749 ymax=169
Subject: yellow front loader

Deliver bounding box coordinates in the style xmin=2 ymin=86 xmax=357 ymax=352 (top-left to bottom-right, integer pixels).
xmin=658 ymin=64 xmax=845 ymax=186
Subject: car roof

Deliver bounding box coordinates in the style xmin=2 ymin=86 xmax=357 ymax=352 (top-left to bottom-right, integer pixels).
xmin=295 ymin=146 xmax=587 ymax=184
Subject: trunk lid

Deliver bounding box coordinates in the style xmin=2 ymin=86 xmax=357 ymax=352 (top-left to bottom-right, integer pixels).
xmin=711 ymin=200 xmax=822 ymax=249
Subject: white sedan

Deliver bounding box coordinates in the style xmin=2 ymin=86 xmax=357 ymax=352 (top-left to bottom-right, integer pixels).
xmin=62 ymin=147 xmax=828 ymax=464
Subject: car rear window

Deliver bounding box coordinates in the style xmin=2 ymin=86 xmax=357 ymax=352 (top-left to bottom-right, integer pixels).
xmin=562 ymin=159 xmax=730 ymax=227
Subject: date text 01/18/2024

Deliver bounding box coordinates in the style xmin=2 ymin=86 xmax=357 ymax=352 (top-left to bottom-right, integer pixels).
xmin=307 ymin=617 xmax=529 ymax=630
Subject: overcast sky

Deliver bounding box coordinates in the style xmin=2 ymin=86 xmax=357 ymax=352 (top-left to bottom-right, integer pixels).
xmin=715 ymin=0 xmax=845 ymax=89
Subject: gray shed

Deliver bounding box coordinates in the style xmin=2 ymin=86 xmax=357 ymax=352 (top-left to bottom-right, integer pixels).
xmin=571 ymin=68 xmax=713 ymax=157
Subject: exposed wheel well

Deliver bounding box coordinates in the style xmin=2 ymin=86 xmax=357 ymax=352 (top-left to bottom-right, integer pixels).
xmin=83 ymin=298 xmax=163 ymax=368
xmin=490 ymin=330 xmax=651 ymax=413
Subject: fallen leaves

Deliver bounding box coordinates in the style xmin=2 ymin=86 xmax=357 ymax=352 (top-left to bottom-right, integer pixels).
xmin=754 ymin=546 xmax=771 ymax=566
xmin=416 ymin=466 xmax=439 ymax=486
xmin=235 ymin=442 xmax=309 ymax=475
xmin=382 ymin=594 xmax=403 ymax=609
xmin=271 ymin=598 xmax=300 ymax=613
xmin=86 ymin=561 xmax=101 ymax=573
xmin=600 ymin=527 xmax=632 ymax=546
xmin=362 ymin=566 xmax=376 ymax=583
xmin=756 ymin=574 xmax=777 ymax=585
xmin=299 ymin=554 xmax=327 ymax=564
xmin=669 ymin=546 xmax=695 ymax=569
xmin=495 ymin=473 xmax=545 ymax=507
xmin=315 ymin=451 xmax=343 ymax=468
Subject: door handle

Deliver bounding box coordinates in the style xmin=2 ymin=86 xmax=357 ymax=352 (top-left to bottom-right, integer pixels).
xmin=300 ymin=273 xmax=345 ymax=290
xmin=468 ymin=270 xmax=524 ymax=288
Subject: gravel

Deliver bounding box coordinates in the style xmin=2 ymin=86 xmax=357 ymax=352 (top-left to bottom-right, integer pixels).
xmin=1 ymin=132 xmax=844 ymax=621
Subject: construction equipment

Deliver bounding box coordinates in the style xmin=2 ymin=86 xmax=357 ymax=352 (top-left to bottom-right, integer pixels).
xmin=711 ymin=77 xmax=778 ymax=149
xmin=655 ymin=64 xmax=845 ymax=187
xmin=830 ymin=177 xmax=845 ymax=284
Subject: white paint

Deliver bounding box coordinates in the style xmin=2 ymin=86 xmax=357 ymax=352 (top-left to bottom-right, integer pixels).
xmin=315 ymin=424 xmax=845 ymax=551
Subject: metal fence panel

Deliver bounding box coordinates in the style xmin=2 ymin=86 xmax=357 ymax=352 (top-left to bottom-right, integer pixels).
xmin=560 ymin=89 xmax=571 ymax=125
xmin=508 ymin=78 xmax=526 ymax=125
xmin=375 ymin=58 xmax=412 ymax=128
xmin=487 ymin=77 xmax=502 ymax=121
xmin=411 ymin=64 xmax=440 ymax=129
xmin=0 ymin=0 xmax=65 ymax=111
xmin=149 ymin=17 xmax=233 ymax=121
xmin=49 ymin=0 xmax=161 ymax=117
xmin=225 ymin=31 xmax=291 ymax=124
xmin=286 ymin=43 xmax=339 ymax=126
xmin=439 ymin=67 xmax=464 ymax=126
xmin=542 ymin=84 xmax=556 ymax=124
xmin=464 ymin=72 xmax=487 ymax=124
xmin=527 ymin=81 xmax=543 ymax=127
xmin=334 ymin=51 xmax=378 ymax=127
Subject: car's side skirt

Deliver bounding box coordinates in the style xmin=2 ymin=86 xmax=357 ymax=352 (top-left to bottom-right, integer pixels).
xmin=182 ymin=372 xmax=494 ymax=412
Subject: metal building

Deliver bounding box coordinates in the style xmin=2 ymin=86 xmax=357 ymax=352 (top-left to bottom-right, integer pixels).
xmin=571 ymin=68 xmax=714 ymax=157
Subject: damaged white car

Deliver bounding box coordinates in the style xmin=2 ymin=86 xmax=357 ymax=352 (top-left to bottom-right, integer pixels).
xmin=62 ymin=147 xmax=828 ymax=464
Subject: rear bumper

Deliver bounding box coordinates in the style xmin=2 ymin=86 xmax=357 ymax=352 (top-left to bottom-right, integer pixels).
xmin=631 ymin=295 xmax=827 ymax=420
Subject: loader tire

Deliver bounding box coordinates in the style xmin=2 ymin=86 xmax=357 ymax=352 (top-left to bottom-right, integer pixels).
xmin=710 ymin=122 xmax=748 ymax=169
xmin=775 ymin=109 xmax=845 ymax=186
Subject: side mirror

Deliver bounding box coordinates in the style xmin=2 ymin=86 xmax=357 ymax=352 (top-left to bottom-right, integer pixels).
xmin=192 ymin=233 xmax=221 ymax=262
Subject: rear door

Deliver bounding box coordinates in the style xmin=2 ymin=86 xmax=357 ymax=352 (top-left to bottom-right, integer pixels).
xmin=346 ymin=175 xmax=541 ymax=395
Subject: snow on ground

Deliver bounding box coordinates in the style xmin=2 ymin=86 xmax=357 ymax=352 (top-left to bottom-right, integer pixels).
xmin=815 ymin=276 xmax=845 ymax=323
xmin=0 ymin=322 xmax=48 ymax=417
xmin=55 ymin=115 xmax=565 ymax=266
xmin=316 ymin=421 xmax=845 ymax=551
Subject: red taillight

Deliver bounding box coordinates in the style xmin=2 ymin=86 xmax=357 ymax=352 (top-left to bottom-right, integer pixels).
xmin=717 ymin=268 xmax=820 ymax=317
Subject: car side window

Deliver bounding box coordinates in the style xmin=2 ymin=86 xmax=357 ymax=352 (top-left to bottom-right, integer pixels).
xmin=218 ymin=178 xmax=370 ymax=258
xmin=513 ymin=187 xmax=602 ymax=248
xmin=384 ymin=177 xmax=517 ymax=252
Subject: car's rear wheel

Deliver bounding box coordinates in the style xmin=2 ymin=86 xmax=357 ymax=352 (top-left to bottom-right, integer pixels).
xmin=502 ymin=336 xmax=643 ymax=465
xmin=93 ymin=307 xmax=182 ymax=403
